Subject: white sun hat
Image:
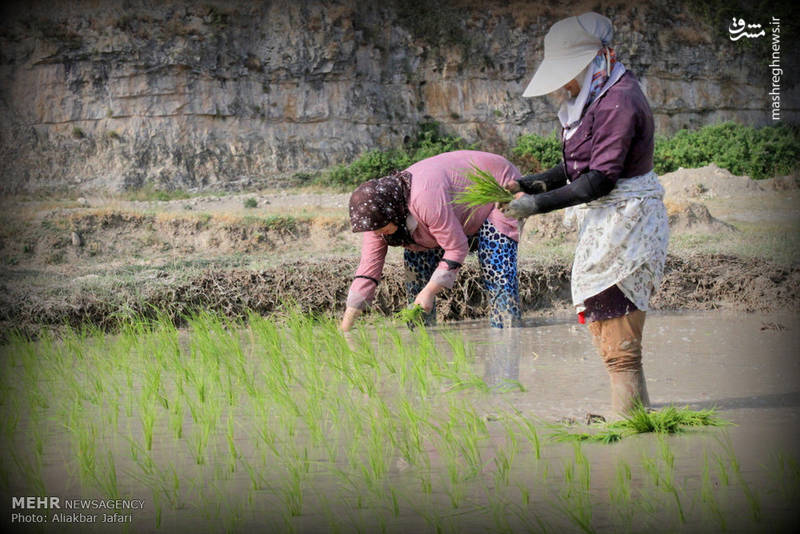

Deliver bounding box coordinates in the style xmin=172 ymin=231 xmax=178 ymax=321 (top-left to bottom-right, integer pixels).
xmin=522 ymin=12 xmax=613 ymax=98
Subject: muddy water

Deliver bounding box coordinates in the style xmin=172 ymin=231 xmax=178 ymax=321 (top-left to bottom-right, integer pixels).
xmin=459 ymin=311 xmax=800 ymax=531
xmin=462 ymin=311 xmax=800 ymax=421
xmin=3 ymin=313 xmax=799 ymax=533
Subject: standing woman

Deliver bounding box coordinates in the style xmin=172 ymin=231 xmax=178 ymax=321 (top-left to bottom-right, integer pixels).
xmin=340 ymin=150 xmax=522 ymax=332
xmin=504 ymin=13 xmax=669 ymax=415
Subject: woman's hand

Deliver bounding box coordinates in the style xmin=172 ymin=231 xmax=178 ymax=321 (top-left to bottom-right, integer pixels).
xmin=414 ymin=281 xmax=444 ymax=312
xmin=340 ymin=306 xmax=362 ymax=332
xmin=506 ymin=180 xmax=521 ymax=194
xmin=413 ymin=289 xmax=435 ymax=313
xmin=501 ymin=193 xmax=541 ymax=219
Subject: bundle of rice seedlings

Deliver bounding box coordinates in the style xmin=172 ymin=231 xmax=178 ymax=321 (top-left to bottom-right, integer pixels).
xmin=550 ymin=403 xmax=729 ymax=444
xmin=452 ymin=166 xmax=515 ymax=209
xmin=395 ymin=304 xmax=425 ymax=327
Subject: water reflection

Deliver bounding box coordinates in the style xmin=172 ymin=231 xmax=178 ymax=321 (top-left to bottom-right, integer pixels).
xmin=483 ymin=327 xmax=522 ymax=392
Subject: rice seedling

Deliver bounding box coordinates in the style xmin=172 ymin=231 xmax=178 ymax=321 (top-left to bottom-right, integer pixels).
xmin=361 ymin=412 xmax=391 ymax=492
xmin=96 ymin=450 xmax=120 ymax=500
xmin=487 ymin=488 xmax=513 ymax=534
xmin=394 ymin=398 xmax=427 ymax=466
xmin=551 ymin=402 xmax=728 ymax=443
xmin=7 ymin=309 xmax=796 ymax=533
xmin=395 ymin=304 xmax=426 ymax=327
xmin=9 ymin=447 xmax=46 ymax=496
xmin=153 ymin=491 xmax=163 ymax=529
xmin=765 ymin=451 xmax=800 ymax=502
xmin=74 ymin=420 xmax=99 ymax=487
xmin=452 ymin=165 xmax=515 ymax=209
xmin=551 ymin=442 xmax=596 ymax=534
xmin=641 ymin=437 xmax=685 ymax=524
xmin=126 ymin=436 xmax=155 ymax=476
xmin=715 ymin=432 xmax=761 ymax=522
xmin=700 ymin=449 xmax=726 ymax=531
xmin=609 ymin=459 xmax=635 ymax=532
xmin=508 ymin=486 xmax=550 ymax=534
xmin=454 ymin=406 xmax=487 ymax=478
xmin=573 ymin=442 xmax=591 ymax=492
xmin=190 ymin=417 xmax=212 ymax=465
xmin=713 ymin=449 xmax=730 ymax=487
xmin=515 ymin=414 xmax=542 ymax=460
xmin=284 ymin=458 xmax=305 ymax=517
xmin=657 ymin=437 xmax=685 ymax=523
xmin=169 ymin=394 xmax=185 ymax=439
xmin=140 ymin=402 xmax=156 ymax=451
xmin=494 ymin=448 xmax=513 ymax=488
xmin=419 ymin=472 xmax=433 ymax=495
xmin=226 ymin=409 xmax=238 ymax=473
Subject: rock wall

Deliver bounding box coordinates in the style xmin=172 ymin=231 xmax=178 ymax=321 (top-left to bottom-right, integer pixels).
xmin=0 ymin=0 xmax=797 ymax=193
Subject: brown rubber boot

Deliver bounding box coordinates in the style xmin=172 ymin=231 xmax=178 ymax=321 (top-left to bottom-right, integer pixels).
xmin=588 ymin=309 xmax=649 ymax=418
xmin=609 ymin=368 xmax=650 ymax=416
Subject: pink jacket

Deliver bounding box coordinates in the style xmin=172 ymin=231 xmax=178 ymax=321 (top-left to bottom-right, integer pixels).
xmin=346 ymin=150 xmax=521 ymax=310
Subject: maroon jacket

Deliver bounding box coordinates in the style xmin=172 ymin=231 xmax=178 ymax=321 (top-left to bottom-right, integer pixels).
xmin=563 ymin=71 xmax=654 ymax=183
xmin=560 ymin=70 xmax=656 ymax=323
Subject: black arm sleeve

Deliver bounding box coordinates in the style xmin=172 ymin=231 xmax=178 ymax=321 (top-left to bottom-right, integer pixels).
xmin=533 ymin=169 xmax=616 ymax=214
xmin=518 ymin=162 xmax=568 ymax=194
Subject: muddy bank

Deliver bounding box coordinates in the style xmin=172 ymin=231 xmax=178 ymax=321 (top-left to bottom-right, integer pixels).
xmin=1 ymin=254 xmax=798 ymax=335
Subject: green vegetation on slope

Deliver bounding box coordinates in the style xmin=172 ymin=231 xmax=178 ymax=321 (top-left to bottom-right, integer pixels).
xmin=653 ymin=122 xmax=800 ymax=179
xmin=323 ymin=121 xmax=799 ymax=188
xmin=316 ymin=122 xmax=474 ymax=188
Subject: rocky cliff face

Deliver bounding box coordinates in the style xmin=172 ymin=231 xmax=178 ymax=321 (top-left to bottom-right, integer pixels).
xmin=0 ymin=0 xmax=796 ymax=193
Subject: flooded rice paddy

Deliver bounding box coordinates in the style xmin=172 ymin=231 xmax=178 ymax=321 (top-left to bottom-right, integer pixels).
xmin=1 ymin=311 xmax=798 ymax=533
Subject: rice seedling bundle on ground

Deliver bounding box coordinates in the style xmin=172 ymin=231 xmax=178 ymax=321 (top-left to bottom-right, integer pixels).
xmin=0 ymin=312 xmax=795 ymax=533
xmin=551 ymin=403 xmax=729 ymax=444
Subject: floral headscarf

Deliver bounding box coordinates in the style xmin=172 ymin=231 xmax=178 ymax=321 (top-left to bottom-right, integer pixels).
xmin=348 ymin=170 xmax=415 ymax=246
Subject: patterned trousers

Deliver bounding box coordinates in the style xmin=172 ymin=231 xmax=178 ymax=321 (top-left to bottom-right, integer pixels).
xmin=403 ymin=219 xmax=521 ymax=328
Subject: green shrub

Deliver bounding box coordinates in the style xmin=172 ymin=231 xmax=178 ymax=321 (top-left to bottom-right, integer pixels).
xmin=654 ymin=122 xmax=800 ymax=179
xmin=319 ymin=121 xmax=797 ymax=190
xmin=317 ymin=122 xmax=473 ymax=188
xmin=512 ymin=122 xmax=799 ymax=180
xmin=406 ymin=121 xmax=473 ymax=162
xmin=325 ymin=149 xmax=399 ymax=189
xmin=511 ymin=130 xmax=562 ymax=174
xmin=243 ymin=197 xmax=258 ymax=209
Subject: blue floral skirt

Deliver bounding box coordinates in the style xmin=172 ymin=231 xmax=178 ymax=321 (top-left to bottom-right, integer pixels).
xmin=403 ymin=219 xmax=521 ymax=328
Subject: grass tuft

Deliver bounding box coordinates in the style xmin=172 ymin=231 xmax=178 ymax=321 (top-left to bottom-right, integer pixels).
xmin=395 ymin=304 xmax=425 ymax=326
xmin=551 ymin=402 xmax=729 ymax=443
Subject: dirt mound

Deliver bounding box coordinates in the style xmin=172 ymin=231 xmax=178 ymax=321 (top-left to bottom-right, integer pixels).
xmin=652 ymin=255 xmax=800 ymax=312
xmin=522 ymin=211 xmax=574 ymax=241
xmin=2 ymin=255 xmax=798 ymax=337
xmin=660 ymin=164 xmax=764 ymax=201
xmin=523 ymin=200 xmax=737 ymax=240
xmin=665 ymin=201 xmax=736 ymax=233
xmin=0 ymin=209 xmax=349 ymax=268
